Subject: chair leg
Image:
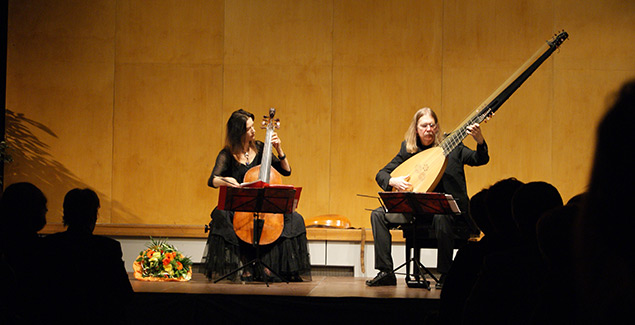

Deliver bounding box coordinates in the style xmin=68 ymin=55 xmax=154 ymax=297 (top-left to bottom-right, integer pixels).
xmin=405 ymin=238 xmax=412 ymax=282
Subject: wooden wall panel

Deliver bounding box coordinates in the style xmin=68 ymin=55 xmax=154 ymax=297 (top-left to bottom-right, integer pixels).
xmin=334 ymin=0 xmax=443 ymax=68
xmin=112 ymin=64 xmax=222 ymax=224
xmin=5 ymin=0 xmax=635 ymax=230
xmin=443 ymin=0 xmax=558 ymax=199
xmin=331 ymin=0 xmax=443 ymax=226
xmin=222 ymin=65 xmax=332 ymax=218
xmin=552 ymin=70 xmax=633 ymax=201
xmin=112 ymin=0 xmax=225 ymax=225
xmin=549 ymin=0 xmax=635 ymax=202
xmin=550 ymin=0 xmax=635 ymax=201
xmin=5 ymin=0 xmax=116 ymax=223
xmin=444 ymin=0 xmax=554 ymax=69
xmin=225 ymin=0 xmax=333 ymax=66
xmin=555 ymin=0 xmax=635 ymax=71
xmin=222 ymin=0 xmax=333 ymax=220
xmin=116 ymin=0 xmax=224 ymax=64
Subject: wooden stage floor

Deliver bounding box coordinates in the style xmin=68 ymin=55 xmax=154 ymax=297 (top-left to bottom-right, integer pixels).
xmin=130 ymin=273 xmax=442 ymax=299
xmin=128 ymin=273 xmax=442 ymax=324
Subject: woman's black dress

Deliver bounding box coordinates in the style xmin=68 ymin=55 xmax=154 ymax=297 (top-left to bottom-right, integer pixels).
xmin=202 ymin=141 xmax=311 ymax=282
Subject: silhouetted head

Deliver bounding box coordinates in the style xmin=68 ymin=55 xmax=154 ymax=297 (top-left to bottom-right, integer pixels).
xmin=536 ymin=202 xmax=579 ymax=273
xmin=62 ymin=188 xmax=100 ymax=232
xmin=512 ymin=181 xmax=563 ymax=240
xmin=468 ymin=188 xmax=493 ymax=236
xmin=566 ymin=193 xmax=586 ymax=206
xmin=0 ymin=182 xmax=47 ymax=236
xmin=485 ymin=177 xmax=524 ymax=243
xmin=575 ymin=79 xmax=635 ymax=322
xmin=585 ymin=79 xmax=635 ymax=237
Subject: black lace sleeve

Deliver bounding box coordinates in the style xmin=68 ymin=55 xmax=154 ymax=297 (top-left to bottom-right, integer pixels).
xmin=208 ymin=149 xmax=233 ymax=188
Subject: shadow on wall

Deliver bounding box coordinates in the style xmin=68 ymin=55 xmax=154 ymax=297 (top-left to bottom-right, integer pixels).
xmin=3 ymin=109 xmax=139 ymax=224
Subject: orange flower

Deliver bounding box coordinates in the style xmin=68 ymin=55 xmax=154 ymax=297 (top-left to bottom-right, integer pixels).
xmin=147 ymin=250 xmax=154 ymax=258
xmin=162 ymin=258 xmax=171 ymax=266
xmin=177 ymin=262 xmax=183 ymax=270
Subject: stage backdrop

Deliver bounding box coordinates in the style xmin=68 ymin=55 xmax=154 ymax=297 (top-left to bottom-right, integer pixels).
xmin=5 ymin=0 xmax=635 ymax=231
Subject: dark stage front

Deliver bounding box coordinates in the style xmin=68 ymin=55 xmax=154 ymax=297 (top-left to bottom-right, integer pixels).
xmin=128 ymin=273 xmax=442 ymax=324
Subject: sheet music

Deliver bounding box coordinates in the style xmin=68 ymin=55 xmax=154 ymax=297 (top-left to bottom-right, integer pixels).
xmin=240 ymin=180 xmax=266 ymax=187
xmin=240 ymin=180 xmax=295 ymax=189
xmin=377 ymin=191 xmax=461 ymax=215
xmin=445 ymin=194 xmax=461 ymax=214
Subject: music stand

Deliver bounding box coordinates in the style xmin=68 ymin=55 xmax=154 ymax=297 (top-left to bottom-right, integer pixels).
xmin=214 ymin=184 xmax=300 ymax=286
xmin=378 ymin=191 xmax=460 ymax=289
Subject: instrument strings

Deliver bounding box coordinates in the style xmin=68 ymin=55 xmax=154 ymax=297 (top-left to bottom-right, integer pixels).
xmin=440 ymin=108 xmax=488 ymax=156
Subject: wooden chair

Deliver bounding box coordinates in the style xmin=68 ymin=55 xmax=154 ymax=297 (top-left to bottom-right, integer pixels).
xmin=400 ymin=216 xmax=475 ymax=287
xmin=304 ymin=214 xmax=352 ymax=229
xmin=304 ymin=214 xmax=368 ymax=273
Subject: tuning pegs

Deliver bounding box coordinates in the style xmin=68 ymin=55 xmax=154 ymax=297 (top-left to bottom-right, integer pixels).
xmin=548 ymin=30 xmax=568 ymax=47
xmin=260 ymin=115 xmax=281 ymax=129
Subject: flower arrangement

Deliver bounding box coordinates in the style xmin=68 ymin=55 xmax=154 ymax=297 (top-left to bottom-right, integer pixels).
xmin=133 ymin=237 xmax=193 ymax=282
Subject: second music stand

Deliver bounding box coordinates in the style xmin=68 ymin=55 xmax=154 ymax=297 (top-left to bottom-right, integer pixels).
xmin=214 ymin=184 xmax=300 ymax=286
xmin=378 ymin=191 xmax=460 ymax=289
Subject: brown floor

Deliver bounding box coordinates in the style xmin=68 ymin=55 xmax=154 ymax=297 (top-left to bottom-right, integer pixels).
xmin=128 ymin=273 xmax=442 ymax=324
xmin=130 ymin=272 xmax=442 ymax=299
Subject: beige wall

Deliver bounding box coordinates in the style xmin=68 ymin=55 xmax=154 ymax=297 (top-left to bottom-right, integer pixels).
xmin=5 ymin=0 xmax=635 ymax=229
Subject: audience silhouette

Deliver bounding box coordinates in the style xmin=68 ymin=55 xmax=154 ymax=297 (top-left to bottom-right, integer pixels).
xmin=438 ymin=188 xmax=492 ymax=325
xmin=460 ymin=80 xmax=634 ymax=324
xmin=511 ymin=182 xmax=563 ymax=242
xmin=482 ymin=177 xmax=524 ymax=248
xmin=530 ymin=194 xmax=583 ymax=323
xmin=44 ymin=188 xmax=133 ymax=323
xmin=0 ymin=182 xmax=48 ymax=324
xmin=460 ymin=177 xmax=522 ymax=324
xmin=464 ymin=180 xmax=563 ymax=324
xmin=537 ymin=194 xmax=583 ymax=275
xmin=574 ymin=79 xmax=635 ymax=323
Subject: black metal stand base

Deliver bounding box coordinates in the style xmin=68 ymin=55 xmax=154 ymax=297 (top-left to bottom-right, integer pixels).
xmin=391 ymin=256 xmax=439 ymax=290
xmin=213 ymin=256 xmax=288 ymax=286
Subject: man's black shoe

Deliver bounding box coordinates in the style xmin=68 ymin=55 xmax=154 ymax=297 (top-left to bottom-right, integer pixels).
xmin=366 ymin=271 xmax=397 ymax=286
xmin=435 ymin=274 xmax=447 ymax=289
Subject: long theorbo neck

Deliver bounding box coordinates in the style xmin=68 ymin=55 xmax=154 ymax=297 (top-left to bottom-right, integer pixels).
xmin=439 ymin=31 xmax=568 ymax=156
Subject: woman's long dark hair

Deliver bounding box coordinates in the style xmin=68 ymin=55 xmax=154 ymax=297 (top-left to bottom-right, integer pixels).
xmin=225 ymin=109 xmax=255 ymax=154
